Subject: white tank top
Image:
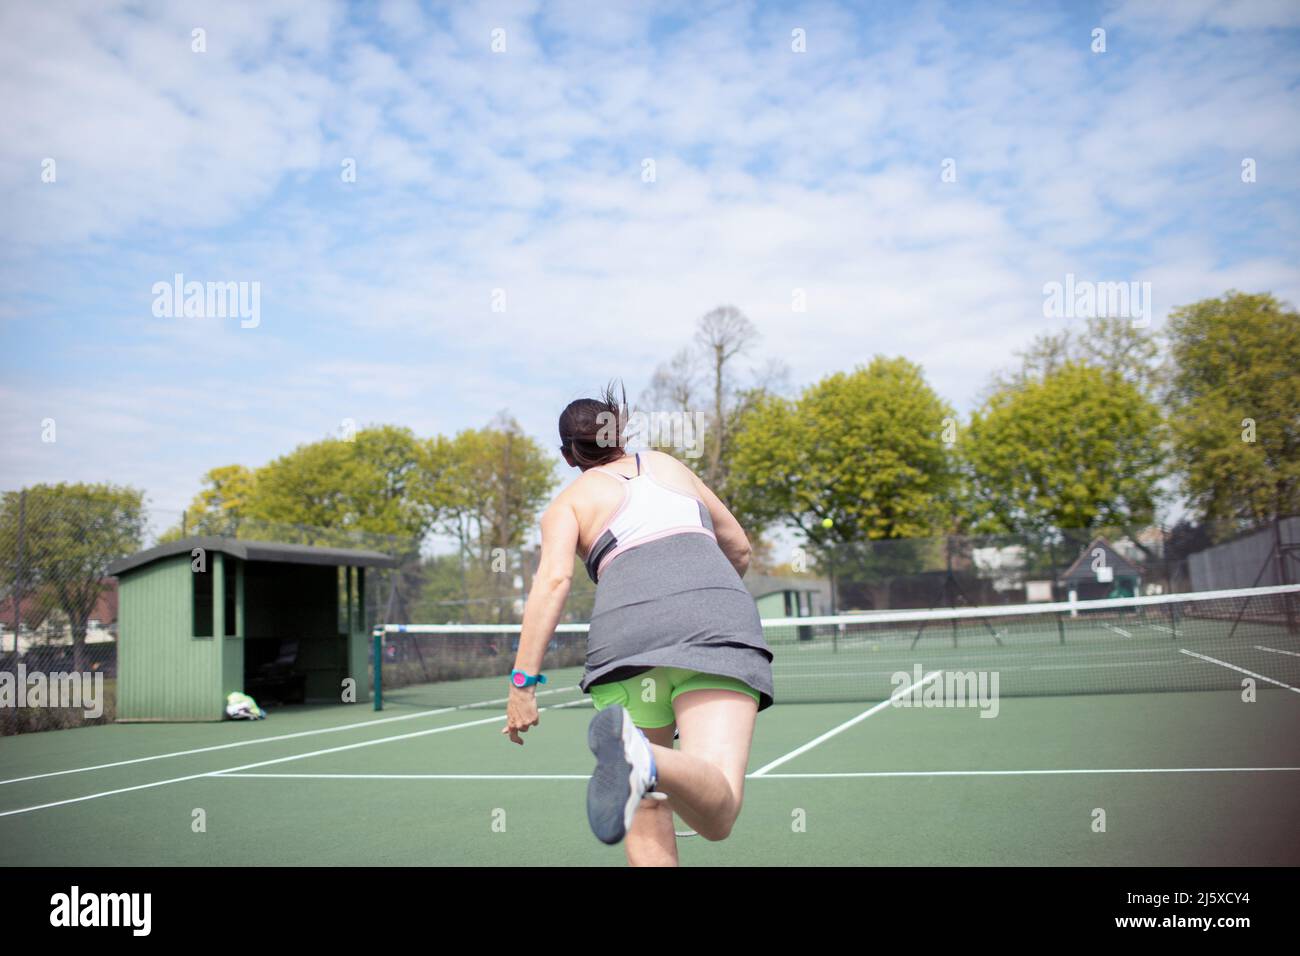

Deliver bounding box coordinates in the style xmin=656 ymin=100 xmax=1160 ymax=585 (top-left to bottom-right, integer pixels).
xmin=583 ymin=453 xmax=715 ymax=581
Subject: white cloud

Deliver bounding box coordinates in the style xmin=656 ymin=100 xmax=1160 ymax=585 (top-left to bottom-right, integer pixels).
xmin=1 ymin=0 xmax=1297 ymax=513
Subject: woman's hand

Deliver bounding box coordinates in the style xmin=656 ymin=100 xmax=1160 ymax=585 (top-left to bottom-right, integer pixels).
xmin=502 ymin=685 xmax=540 ymax=745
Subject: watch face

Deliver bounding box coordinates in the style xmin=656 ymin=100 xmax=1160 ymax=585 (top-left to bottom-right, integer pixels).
xmin=512 ymin=673 xmax=527 ymax=686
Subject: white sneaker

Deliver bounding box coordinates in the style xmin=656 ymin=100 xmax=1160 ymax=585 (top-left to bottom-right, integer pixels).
xmin=586 ymin=705 xmax=658 ymax=844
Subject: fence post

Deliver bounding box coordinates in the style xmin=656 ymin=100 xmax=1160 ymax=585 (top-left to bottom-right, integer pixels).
xmin=10 ymin=490 xmax=26 ymax=735
xmin=15 ymin=490 xmax=24 ymax=653
xmin=1277 ymin=518 xmax=1297 ymax=635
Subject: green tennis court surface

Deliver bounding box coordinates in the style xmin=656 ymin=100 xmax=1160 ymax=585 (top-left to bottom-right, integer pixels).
xmin=4 ymin=587 xmax=1297 ymax=866
xmin=2 ymin=682 xmax=1297 ymax=866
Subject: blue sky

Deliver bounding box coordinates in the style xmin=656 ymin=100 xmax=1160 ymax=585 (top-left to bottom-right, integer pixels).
xmin=2 ymin=0 xmax=1298 ymax=516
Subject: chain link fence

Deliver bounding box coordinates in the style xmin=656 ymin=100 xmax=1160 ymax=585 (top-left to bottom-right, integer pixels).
xmin=796 ymin=519 xmax=1297 ymax=615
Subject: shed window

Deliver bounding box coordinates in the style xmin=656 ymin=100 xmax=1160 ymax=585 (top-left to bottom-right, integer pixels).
xmin=224 ymin=560 xmax=238 ymax=636
xmin=193 ymin=567 xmax=213 ymax=638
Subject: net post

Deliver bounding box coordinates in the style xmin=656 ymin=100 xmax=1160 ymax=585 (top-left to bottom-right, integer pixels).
xmin=372 ymin=626 xmax=383 ymax=711
xmin=1057 ymin=612 xmax=1065 ymax=645
xmin=1280 ymin=519 xmax=1298 ymax=635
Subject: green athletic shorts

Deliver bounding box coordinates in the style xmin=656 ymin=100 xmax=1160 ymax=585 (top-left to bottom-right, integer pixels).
xmin=588 ymin=667 xmax=761 ymax=728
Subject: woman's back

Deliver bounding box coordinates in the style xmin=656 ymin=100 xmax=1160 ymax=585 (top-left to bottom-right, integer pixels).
xmin=564 ymin=450 xmax=752 ymax=584
xmin=566 ymin=450 xmax=775 ymax=711
xmin=568 ymin=451 xmax=702 ymax=551
xmin=570 ymin=451 xmax=716 ymax=583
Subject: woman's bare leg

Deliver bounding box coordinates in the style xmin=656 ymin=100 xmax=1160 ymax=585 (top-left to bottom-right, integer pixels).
xmin=649 ymin=690 xmax=757 ymax=841
xmin=623 ymin=723 xmax=679 ymax=866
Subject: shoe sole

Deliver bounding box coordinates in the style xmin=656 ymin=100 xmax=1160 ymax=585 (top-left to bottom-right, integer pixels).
xmin=586 ymin=706 xmax=638 ymax=845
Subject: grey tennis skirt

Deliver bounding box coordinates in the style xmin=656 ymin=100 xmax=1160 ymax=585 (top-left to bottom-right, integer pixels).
xmin=579 ymin=533 xmax=775 ymax=712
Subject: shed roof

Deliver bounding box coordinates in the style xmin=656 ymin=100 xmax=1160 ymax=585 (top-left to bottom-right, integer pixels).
xmin=108 ymin=536 xmax=398 ymax=577
xmin=1058 ymin=537 xmax=1143 ymax=584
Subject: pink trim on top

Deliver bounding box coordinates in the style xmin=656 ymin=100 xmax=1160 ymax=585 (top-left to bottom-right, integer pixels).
xmin=596 ymin=525 xmax=717 ymax=577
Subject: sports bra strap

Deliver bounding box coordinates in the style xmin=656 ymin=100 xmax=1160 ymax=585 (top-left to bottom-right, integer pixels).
xmin=592 ymin=455 xmax=637 ymax=481
xmin=590 ymin=453 xmax=642 ymax=482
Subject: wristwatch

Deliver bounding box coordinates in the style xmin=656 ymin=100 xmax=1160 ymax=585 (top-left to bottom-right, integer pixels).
xmin=510 ymin=669 xmax=547 ymax=689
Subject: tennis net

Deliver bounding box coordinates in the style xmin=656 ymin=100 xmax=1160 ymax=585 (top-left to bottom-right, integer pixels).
xmin=372 ymin=584 xmax=1300 ymax=709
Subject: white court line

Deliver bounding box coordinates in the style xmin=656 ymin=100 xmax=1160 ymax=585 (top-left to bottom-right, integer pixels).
xmin=1179 ymin=649 xmax=1300 ymax=694
xmin=210 ymin=766 xmax=1300 ymax=781
xmin=750 ymin=670 xmax=942 ymax=777
xmin=1103 ymin=624 xmax=1132 ymax=639
xmin=0 ymin=685 xmax=583 ymax=787
xmin=215 ymin=773 xmax=593 ymax=780
xmin=756 ymin=767 xmax=1300 ymax=778
xmin=1256 ymin=645 xmax=1300 ymax=659
xmin=0 ymin=697 xmax=589 ymax=819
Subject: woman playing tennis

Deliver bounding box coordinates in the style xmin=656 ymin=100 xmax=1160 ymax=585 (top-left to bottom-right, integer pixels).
xmin=502 ymin=385 xmax=774 ymax=865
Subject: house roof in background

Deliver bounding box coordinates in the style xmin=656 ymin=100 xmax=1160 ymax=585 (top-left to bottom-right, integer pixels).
xmin=1058 ymin=537 xmax=1143 ymax=584
xmin=0 ymin=579 xmax=118 ymax=628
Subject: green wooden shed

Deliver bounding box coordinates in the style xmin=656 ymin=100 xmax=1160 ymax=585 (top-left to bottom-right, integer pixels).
xmin=107 ymin=537 xmax=396 ymax=721
xmin=742 ymin=573 xmax=832 ymax=620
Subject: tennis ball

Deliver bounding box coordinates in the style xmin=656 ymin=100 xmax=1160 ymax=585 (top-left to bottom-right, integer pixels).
xmin=821 ymin=517 xmax=834 ymax=529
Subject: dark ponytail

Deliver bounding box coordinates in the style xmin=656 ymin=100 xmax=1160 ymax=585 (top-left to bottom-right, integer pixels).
xmin=558 ymin=381 xmax=628 ymax=469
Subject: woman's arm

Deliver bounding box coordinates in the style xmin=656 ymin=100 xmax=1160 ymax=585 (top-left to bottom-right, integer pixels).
xmin=687 ymin=469 xmax=753 ymax=578
xmin=513 ymin=500 xmax=577 ymax=671
xmin=503 ymin=497 xmax=578 ymax=744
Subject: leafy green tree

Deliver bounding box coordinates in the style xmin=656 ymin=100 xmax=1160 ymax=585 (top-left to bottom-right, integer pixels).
xmin=0 ymin=484 xmax=146 ymax=672
xmin=730 ymin=357 xmax=958 ymax=607
xmin=435 ymin=417 xmax=556 ymax=561
xmin=163 ymin=464 xmax=257 ymax=540
xmin=987 ymin=315 xmax=1161 ymax=398
xmin=963 ymin=363 xmax=1167 ymax=550
xmin=408 ymin=554 xmax=477 ymax=624
xmin=1164 ymin=291 xmax=1300 ymax=528
xmin=245 ymin=425 xmax=439 ymax=544
xmin=433 ymin=416 xmax=558 ymax=623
